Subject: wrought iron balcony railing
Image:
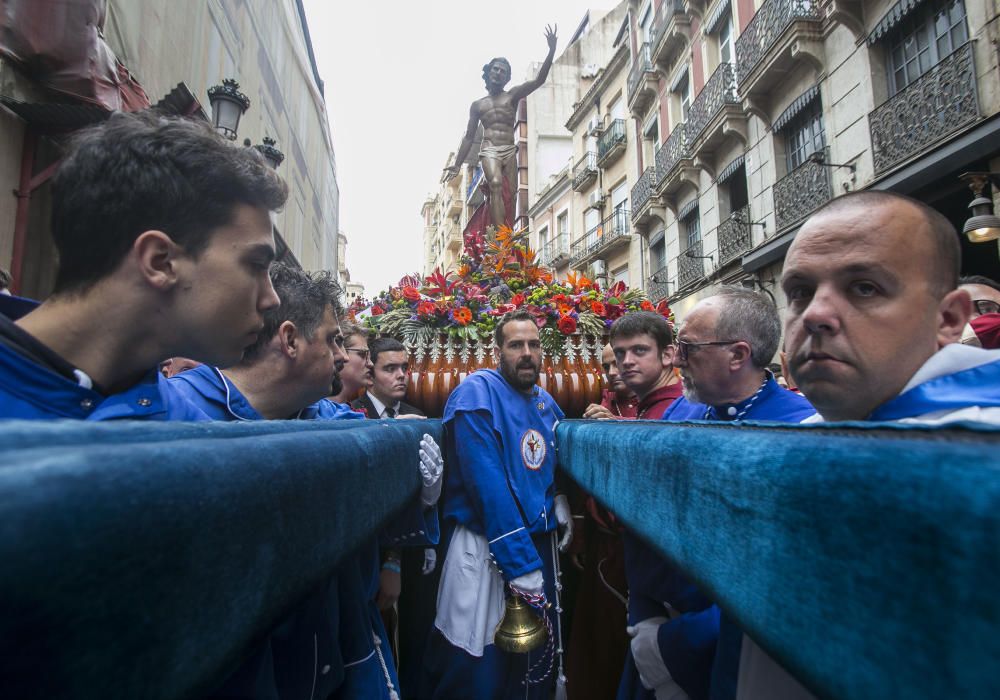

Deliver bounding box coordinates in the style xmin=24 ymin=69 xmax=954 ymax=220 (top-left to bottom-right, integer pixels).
xmin=631 ymin=167 xmax=656 ymax=218
xmin=718 ymin=205 xmax=752 ymax=265
xmin=677 ymin=240 xmax=706 ymax=288
xmin=773 ymin=157 xmax=832 ymax=232
xmin=597 ymin=118 xmax=627 ymax=166
xmin=647 ymin=265 xmax=671 ymax=302
xmin=650 ymin=0 xmax=687 ymax=65
xmin=734 ymin=0 xmax=822 ymax=85
xmin=654 ymin=123 xmax=689 ymax=189
xmin=570 ymin=209 xmax=631 ymax=267
xmin=627 ymin=43 xmax=653 ymax=105
xmin=572 ymin=152 xmax=599 ymax=191
xmin=869 ymin=43 xmax=979 ymax=176
xmin=688 ymin=62 xmax=739 ymax=145
xmin=541 ymin=233 xmax=570 ymax=267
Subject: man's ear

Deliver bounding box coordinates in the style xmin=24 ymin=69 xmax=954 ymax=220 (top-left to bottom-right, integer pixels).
xmin=937 ymin=288 xmax=973 ymax=348
xmin=278 ymin=320 xmax=299 ymax=358
xmin=729 ymin=341 xmax=753 ymax=371
xmin=133 ymin=231 xmax=181 ymax=290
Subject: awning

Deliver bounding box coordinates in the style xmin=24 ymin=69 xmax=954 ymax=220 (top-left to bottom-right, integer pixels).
xmin=0 ymin=95 xmax=109 ymax=129
xmin=704 ymin=0 xmax=732 ymax=35
xmin=869 ymin=0 xmax=926 ymax=45
xmin=773 ymin=85 xmax=820 ymax=133
xmin=678 ymin=198 xmax=699 ymax=221
xmin=718 ymin=154 xmax=745 ymax=183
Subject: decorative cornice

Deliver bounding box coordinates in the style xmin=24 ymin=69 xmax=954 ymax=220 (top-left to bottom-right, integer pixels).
xmin=565 ymin=44 xmax=631 ymax=131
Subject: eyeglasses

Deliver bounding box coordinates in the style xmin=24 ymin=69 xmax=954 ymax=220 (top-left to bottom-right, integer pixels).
xmin=675 ymin=339 xmax=740 ymax=362
xmin=973 ymin=299 xmax=1000 ymax=316
xmin=344 ymin=347 xmax=370 ymax=360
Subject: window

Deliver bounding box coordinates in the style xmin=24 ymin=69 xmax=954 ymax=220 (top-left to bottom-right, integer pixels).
xmin=682 ymin=208 xmax=701 ymax=250
xmin=557 ymin=211 xmax=569 ymax=249
xmin=784 ymin=98 xmax=826 ymax=173
xmin=638 ymin=2 xmax=653 ymax=44
xmin=584 ymin=208 xmax=600 ymax=234
xmin=650 ymin=236 xmax=666 ymax=272
xmin=718 ymin=14 xmax=734 ymax=65
xmin=538 ymin=225 xmax=549 ymax=251
xmin=674 ymin=71 xmax=692 ymax=123
xmin=887 ymin=0 xmax=967 ymax=95
xmin=612 ymin=266 xmax=629 ymax=286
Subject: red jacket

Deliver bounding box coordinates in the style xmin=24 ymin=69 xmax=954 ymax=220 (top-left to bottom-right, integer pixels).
xmin=636 ymin=380 xmax=684 ymax=420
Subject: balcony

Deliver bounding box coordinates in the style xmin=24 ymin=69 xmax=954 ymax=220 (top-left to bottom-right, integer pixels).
xmin=569 ymin=209 xmax=631 ymax=268
xmin=631 ymin=167 xmax=657 ymax=225
xmin=647 ymin=265 xmax=672 ymax=302
xmin=572 ymin=152 xmax=599 ymax=191
xmin=627 ymin=43 xmax=658 ymax=116
xmin=734 ymin=0 xmax=824 ymax=99
xmin=773 ymin=157 xmax=832 ymax=232
xmin=650 ymin=0 xmax=690 ymax=70
xmin=597 ymin=118 xmax=627 ymax=168
xmin=445 ymin=191 xmax=462 ymax=218
xmin=677 ymin=240 xmax=705 ymax=289
xmin=445 ymin=221 xmax=463 ymax=252
xmin=869 ymin=43 xmax=979 ymax=176
xmin=718 ymin=205 xmax=752 ymax=265
xmin=687 ymin=62 xmax=746 ymax=156
xmin=653 ymin=122 xmax=692 ymax=196
xmin=541 ymin=233 xmax=570 ymax=268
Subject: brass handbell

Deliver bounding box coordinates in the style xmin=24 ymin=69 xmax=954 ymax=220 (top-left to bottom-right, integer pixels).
xmin=494 ymin=594 xmax=547 ymax=654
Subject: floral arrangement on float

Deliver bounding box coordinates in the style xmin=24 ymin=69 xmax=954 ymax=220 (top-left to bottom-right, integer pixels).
xmin=350 ymin=225 xmax=673 ymax=359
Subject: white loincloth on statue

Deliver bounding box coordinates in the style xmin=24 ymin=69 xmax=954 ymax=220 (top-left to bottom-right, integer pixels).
xmin=479 ymin=143 xmax=518 ymax=165
xmin=433 ymin=524 xmax=506 ymax=657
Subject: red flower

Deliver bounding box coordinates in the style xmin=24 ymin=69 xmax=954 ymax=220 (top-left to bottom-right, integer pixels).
xmin=453 ymin=307 xmax=473 ymax=326
xmin=608 ymin=281 xmax=627 ymax=298
xmin=551 ymin=293 xmax=568 ymax=304
xmin=402 ymin=286 xmax=421 ymax=302
xmin=417 ymin=301 xmax=436 ymax=316
xmin=656 ymin=300 xmax=672 ymax=316
xmin=511 ymin=293 xmax=525 ymax=307
xmin=590 ymin=301 xmax=606 ymax=316
xmin=557 ymin=314 xmax=577 ymax=335
xmin=371 ymin=306 xmax=384 ymax=316
xmin=640 ymin=300 xmax=655 ymax=311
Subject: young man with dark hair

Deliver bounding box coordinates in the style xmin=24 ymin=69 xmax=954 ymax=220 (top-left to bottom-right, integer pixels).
xmin=422 ymin=310 xmax=572 ymax=699
xmin=609 ymin=311 xmax=681 ymax=420
xmin=169 ymin=263 xmax=443 ymax=700
xmin=352 ymin=337 xmax=423 ymax=419
xmin=331 ymin=322 xmax=373 ymax=404
xmin=0 ymin=112 xmax=286 ymax=420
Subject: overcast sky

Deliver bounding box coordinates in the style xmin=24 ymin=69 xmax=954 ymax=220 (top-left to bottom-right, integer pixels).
xmin=301 ymin=1 xmax=613 ymax=294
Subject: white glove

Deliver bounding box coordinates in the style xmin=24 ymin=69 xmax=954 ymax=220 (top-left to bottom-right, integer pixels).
xmin=509 ymin=569 xmax=544 ymax=598
xmin=627 ymin=617 xmax=687 ymax=698
xmin=421 ymin=548 xmax=437 ymax=575
xmin=554 ymin=494 xmax=573 ymax=552
xmin=418 ymin=434 xmax=444 ymax=507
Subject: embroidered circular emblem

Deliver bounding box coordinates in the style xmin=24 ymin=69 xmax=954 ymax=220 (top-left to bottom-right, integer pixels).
xmin=520 ymin=429 xmax=546 ymax=471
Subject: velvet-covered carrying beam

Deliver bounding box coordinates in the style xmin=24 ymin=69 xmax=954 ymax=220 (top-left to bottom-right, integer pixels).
xmin=558 ymin=419 xmax=1000 ymax=700
xmin=0 ymin=419 xmax=441 ymax=699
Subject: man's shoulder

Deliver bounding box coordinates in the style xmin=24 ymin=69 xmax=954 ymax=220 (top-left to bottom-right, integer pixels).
xmin=399 ymin=400 xmax=425 ymax=417
xmin=350 ymin=394 xmax=375 ymax=417
xmin=661 ymin=396 xmax=705 ymax=421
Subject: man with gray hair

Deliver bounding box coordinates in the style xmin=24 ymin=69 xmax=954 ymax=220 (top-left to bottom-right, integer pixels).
xmin=618 ymin=288 xmax=814 ymax=700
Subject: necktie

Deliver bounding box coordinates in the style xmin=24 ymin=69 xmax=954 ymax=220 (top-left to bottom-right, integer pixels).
xmin=385 ymin=407 xmax=396 ymax=418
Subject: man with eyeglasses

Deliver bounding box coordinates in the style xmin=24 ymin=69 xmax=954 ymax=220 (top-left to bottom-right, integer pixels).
xmin=169 ymin=263 xmax=443 ymax=699
xmin=331 ymin=322 xmax=375 ymax=405
xmin=617 ymin=288 xmax=814 ymax=700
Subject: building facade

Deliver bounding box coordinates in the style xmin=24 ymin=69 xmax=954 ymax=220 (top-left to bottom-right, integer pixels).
xmin=625 ymin=0 xmax=1000 ymax=323
xmin=0 ymin=0 xmax=341 ymax=298
xmin=337 ymin=231 xmax=365 ymax=305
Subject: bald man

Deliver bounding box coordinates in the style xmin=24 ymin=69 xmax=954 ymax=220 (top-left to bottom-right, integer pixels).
xmin=737 ymin=191 xmax=1000 ymax=700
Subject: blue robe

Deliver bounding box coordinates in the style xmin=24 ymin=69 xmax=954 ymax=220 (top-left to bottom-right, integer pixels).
xmin=617 ymin=377 xmax=815 ymax=700
xmin=422 ymin=369 xmax=564 ymax=700
xmin=170 ymin=364 xmax=438 ymax=699
xmin=0 ymin=297 xmax=207 ymax=421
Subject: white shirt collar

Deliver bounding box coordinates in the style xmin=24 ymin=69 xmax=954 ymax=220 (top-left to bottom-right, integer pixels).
xmin=366 ymin=391 xmax=400 ymax=418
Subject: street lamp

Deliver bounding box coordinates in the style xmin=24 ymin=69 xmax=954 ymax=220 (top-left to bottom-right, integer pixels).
xmin=254 ymin=136 xmax=285 ymax=169
xmin=207 ymin=79 xmax=250 ymax=141
xmin=960 ymin=172 xmax=1000 ymax=243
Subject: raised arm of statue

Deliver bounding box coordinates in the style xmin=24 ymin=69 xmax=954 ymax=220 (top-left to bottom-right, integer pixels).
xmin=509 ymin=25 xmax=558 ymax=102
xmin=443 ymin=103 xmax=481 ymax=182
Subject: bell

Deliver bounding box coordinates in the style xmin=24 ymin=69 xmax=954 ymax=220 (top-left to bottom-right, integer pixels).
xmin=493 ymin=595 xmax=548 ymax=654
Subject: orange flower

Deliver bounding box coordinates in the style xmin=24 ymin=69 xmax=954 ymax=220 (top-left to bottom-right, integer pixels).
xmin=558 ymin=303 xmax=573 ymax=315
xmin=590 ymin=301 xmax=606 ymax=316
xmin=453 ymin=306 xmax=473 ymax=326
xmin=417 ymin=301 xmax=436 ymax=316
xmin=640 ymin=300 xmax=655 ymax=311
xmin=402 ymin=286 xmax=421 ymax=302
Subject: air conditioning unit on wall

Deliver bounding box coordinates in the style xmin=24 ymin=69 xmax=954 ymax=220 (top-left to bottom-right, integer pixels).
xmin=587 ymin=116 xmax=603 ymax=136
xmin=587 ymin=190 xmax=606 ymax=209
